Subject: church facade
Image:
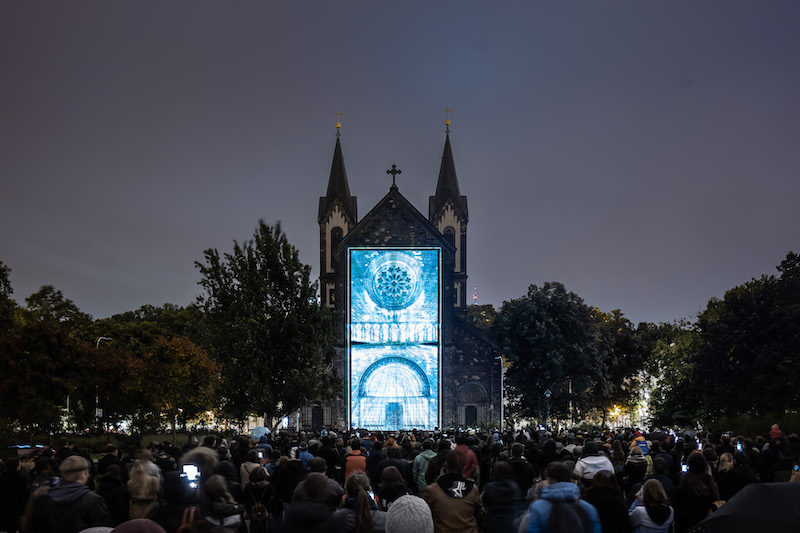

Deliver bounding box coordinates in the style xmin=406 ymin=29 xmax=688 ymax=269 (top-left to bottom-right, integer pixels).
xmin=303 ymin=126 xmax=501 ymax=431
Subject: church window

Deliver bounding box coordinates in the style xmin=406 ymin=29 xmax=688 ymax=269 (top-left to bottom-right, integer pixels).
xmin=443 ymin=226 xmax=456 ymax=248
xmin=331 ymin=226 xmax=344 ymax=252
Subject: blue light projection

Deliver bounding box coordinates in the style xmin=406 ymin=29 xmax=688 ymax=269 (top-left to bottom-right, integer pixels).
xmin=348 ymin=248 xmax=441 ymax=430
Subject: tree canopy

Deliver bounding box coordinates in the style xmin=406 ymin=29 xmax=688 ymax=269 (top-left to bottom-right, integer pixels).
xmin=196 ymin=220 xmax=338 ymax=427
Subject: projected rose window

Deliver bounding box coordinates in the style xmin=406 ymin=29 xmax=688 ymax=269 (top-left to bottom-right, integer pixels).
xmin=366 ymin=254 xmax=423 ymax=310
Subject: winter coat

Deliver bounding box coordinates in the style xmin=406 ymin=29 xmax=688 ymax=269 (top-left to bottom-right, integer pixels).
xmin=526 ymin=482 xmax=602 ymax=533
xmin=424 ymin=472 xmax=484 ymax=533
xmin=344 ymin=449 xmax=368 ymax=481
xmin=573 ymin=455 xmax=615 ymax=481
xmin=628 ymin=500 xmax=673 ymax=533
xmin=94 ymin=475 xmax=131 ymax=526
xmin=28 ymin=480 xmax=112 ymax=533
xmin=413 ymin=449 xmax=438 ymax=494
xmin=334 ymin=496 xmax=387 ymax=532
xmin=481 ymin=478 xmax=525 ymax=533
xmin=583 ymin=485 xmax=631 ymax=533
xmin=282 ymin=500 xmax=345 ymax=533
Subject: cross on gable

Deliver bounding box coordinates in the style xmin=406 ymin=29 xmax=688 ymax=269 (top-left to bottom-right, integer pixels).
xmin=386 ymin=164 xmax=401 ymax=189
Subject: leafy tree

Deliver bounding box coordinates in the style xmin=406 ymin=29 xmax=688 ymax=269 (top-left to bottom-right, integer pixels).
xmin=695 ymin=252 xmax=800 ymax=420
xmin=0 ymin=261 xmax=15 ymax=333
xmin=196 ymin=220 xmax=338 ymax=428
xmin=644 ymin=324 xmax=703 ymax=427
xmin=25 ymin=285 xmax=91 ymax=327
xmin=494 ymin=282 xmax=602 ymax=424
xmin=0 ymin=320 xmax=95 ymax=435
xmin=592 ymin=309 xmax=649 ymax=425
xmin=141 ymin=336 xmax=222 ymax=436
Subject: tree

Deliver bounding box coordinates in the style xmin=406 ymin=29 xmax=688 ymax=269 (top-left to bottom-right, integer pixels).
xmin=141 ymin=336 xmax=222 ymax=438
xmin=465 ymin=304 xmax=496 ymax=334
xmin=494 ymin=282 xmax=602 ymax=424
xmin=0 ymin=261 xmax=15 ymax=333
xmin=196 ymin=220 xmax=338 ymax=427
xmin=0 ymin=320 xmax=95 ymax=435
xmin=592 ymin=309 xmax=649 ymax=426
xmin=695 ymin=251 xmax=800 ymax=420
xmin=25 ymin=285 xmax=91 ymax=327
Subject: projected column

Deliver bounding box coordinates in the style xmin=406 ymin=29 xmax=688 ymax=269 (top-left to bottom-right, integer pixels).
xmin=348 ymin=248 xmax=441 ymax=430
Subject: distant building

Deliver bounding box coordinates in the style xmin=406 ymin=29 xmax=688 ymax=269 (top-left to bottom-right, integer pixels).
xmin=305 ymin=122 xmax=501 ymax=431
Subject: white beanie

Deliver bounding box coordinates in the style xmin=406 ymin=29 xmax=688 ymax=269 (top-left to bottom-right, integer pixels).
xmin=386 ymin=495 xmax=434 ymax=533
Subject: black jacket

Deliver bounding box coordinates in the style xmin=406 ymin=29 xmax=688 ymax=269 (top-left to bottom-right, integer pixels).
xmin=29 ymin=481 xmax=112 ymax=533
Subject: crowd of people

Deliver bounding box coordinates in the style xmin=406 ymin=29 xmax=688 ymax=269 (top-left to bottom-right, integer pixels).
xmin=0 ymin=423 xmax=797 ymax=533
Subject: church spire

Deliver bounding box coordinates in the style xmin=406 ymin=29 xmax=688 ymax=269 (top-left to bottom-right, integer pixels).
xmin=430 ymin=123 xmax=468 ymax=220
xmin=319 ymin=131 xmax=357 ymax=223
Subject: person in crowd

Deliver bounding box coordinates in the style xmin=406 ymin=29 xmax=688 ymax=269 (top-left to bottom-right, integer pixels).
xmin=385 ymin=494 xmax=434 ymax=533
xmin=376 ymin=466 xmax=408 ymax=511
xmin=240 ymin=449 xmax=263 ymax=486
xmin=146 ymin=470 xmax=195 ymax=533
xmin=0 ymin=457 xmax=29 ymax=533
xmin=628 ymin=479 xmax=674 ymax=533
xmin=128 ymin=455 xmax=161 ymax=519
xmin=94 ymin=464 xmax=130 ymax=526
xmin=507 ymin=442 xmax=537 ymax=494
xmin=627 ymin=457 xmax=676 ymax=507
xmin=455 ymin=436 xmax=480 ymax=483
xmin=203 ymin=473 xmax=245 ymax=532
xmin=26 ymin=455 xmax=112 ymax=533
xmin=334 ymin=471 xmax=387 ymax=533
xmin=573 ymin=442 xmax=614 ymax=488
xmin=425 ymin=439 xmax=452 ymax=486
xmin=525 ymin=461 xmax=601 ymax=533
xmin=624 ymin=447 xmax=648 ymax=495
xmin=344 ymin=438 xmax=369 ymax=482
xmin=717 ymin=452 xmax=757 ymax=501
xmin=481 ymin=460 xmax=524 ymax=533
xmin=583 ymin=470 xmax=631 ymax=533
xmin=297 ymin=442 xmax=314 ymax=471
xmin=292 ymin=457 xmax=343 ymax=512
xmin=674 ymin=453 xmax=719 ymax=533
xmin=273 ymin=451 xmax=308 ymax=520
xmin=412 ymin=439 xmax=437 ymax=495
xmin=244 ymin=465 xmax=275 ymax=533
xmin=282 ymin=473 xmax=344 ymax=533
xmin=424 ymin=450 xmax=484 ymax=533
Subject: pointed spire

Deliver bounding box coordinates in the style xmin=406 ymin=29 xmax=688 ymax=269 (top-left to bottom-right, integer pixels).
xmin=319 ymin=136 xmax=357 ymax=223
xmin=430 ymin=131 xmax=468 ymax=220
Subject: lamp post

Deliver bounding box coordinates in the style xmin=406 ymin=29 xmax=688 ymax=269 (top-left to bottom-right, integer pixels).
xmin=95 ymin=337 xmax=111 ymax=432
xmin=495 ymin=355 xmax=505 ymax=430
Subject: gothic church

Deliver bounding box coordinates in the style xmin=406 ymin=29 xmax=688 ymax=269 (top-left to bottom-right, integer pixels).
xmin=304 ymin=121 xmax=501 ymax=431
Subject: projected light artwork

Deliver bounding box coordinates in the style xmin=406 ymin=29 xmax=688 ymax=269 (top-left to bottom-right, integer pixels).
xmin=348 ymin=248 xmax=441 ymax=430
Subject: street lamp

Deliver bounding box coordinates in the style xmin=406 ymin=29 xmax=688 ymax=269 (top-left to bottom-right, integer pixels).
xmin=495 ymin=355 xmax=504 ymax=430
xmin=95 ymin=336 xmax=111 ymax=431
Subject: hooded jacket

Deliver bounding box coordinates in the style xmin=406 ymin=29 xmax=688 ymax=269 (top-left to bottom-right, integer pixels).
xmin=526 ymin=482 xmax=602 ymax=533
xmin=423 ymin=472 xmax=484 ymax=533
xmin=412 ymin=449 xmax=437 ymax=494
xmin=30 ymin=480 xmax=112 ymax=533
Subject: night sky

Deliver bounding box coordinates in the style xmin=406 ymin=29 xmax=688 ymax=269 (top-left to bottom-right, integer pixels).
xmin=2 ymin=2 xmax=798 ymax=325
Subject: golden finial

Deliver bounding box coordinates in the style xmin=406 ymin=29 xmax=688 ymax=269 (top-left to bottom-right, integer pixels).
xmin=334 ymin=109 xmax=342 ymax=137
xmin=444 ymin=106 xmax=452 ymax=126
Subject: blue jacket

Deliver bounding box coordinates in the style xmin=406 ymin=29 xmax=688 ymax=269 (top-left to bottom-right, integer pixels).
xmin=527 ymin=482 xmax=602 ymax=533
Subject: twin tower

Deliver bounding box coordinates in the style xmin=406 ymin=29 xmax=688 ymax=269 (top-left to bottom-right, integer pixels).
xmin=308 ymin=125 xmax=500 ymax=431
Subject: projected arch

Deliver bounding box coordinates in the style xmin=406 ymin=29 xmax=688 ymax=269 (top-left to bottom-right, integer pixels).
xmin=354 ymin=357 xmax=433 ymax=430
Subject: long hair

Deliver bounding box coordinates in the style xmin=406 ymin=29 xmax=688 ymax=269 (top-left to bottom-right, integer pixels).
xmin=642 ymin=479 xmax=671 ymax=525
xmin=204 ymin=473 xmax=235 ymax=504
xmin=345 ymin=471 xmax=374 ymax=533
xmin=380 ymin=465 xmax=405 ymax=491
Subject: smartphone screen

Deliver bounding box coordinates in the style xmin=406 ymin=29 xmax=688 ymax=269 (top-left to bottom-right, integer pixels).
xmin=182 ymin=464 xmax=200 ymax=489
xmin=681 ymin=463 xmax=689 ymax=473
xmin=736 ymin=442 xmax=743 ymax=451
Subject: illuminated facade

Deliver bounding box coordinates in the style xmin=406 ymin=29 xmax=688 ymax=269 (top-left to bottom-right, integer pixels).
xmin=310 ymin=126 xmax=501 ymax=431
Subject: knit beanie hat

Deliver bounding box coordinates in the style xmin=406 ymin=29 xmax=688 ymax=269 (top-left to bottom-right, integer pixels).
xmin=112 ymin=519 xmax=167 ymax=533
xmin=386 ymin=495 xmax=434 ymax=533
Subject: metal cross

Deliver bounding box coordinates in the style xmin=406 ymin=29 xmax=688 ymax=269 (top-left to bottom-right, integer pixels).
xmin=444 ymin=106 xmax=452 ymax=124
xmin=334 ymin=109 xmax=342 ymax=136
xmin=386 ymin=164 xmax=401 ymax=189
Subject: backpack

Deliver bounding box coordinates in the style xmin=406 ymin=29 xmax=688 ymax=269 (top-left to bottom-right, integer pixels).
xmin=249 ymin=488 xmax=269 ymax=522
